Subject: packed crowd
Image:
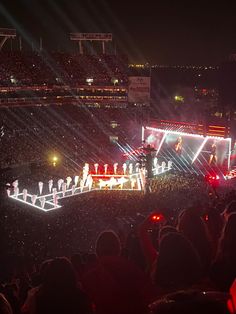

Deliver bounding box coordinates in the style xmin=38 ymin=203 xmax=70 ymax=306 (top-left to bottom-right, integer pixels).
xmin=1 ymin=171 xmax=236 ymax=314
xmin=0 ymin=52 xmax=128 ymax=87
xmin=149 ymin=172 xmax=211 ymax=209
xmin=0 ymin=105 xmax=142 ymax=170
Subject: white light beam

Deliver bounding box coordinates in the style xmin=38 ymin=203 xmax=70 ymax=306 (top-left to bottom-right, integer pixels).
xmin=192 ymin=137 xmax=208 ymax=164
xmin=156 ymin=132 xmax=167 ymax=156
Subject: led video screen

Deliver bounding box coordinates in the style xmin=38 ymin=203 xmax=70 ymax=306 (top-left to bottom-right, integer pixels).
xmin=144 ymin=127 xmax=231 ymax=173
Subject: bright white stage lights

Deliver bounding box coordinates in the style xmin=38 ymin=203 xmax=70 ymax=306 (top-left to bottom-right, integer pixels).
xmin=8 ymin=161 xmax=173 ymax=212
xmin=192 ymin=137 xmax=209 ymax=163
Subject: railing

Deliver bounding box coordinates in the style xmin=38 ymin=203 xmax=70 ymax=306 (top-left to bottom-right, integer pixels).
xmin=0 ymin=95 xmax=128 ymax=107
xmin=0 ymin=28 xmax=16 ymax=36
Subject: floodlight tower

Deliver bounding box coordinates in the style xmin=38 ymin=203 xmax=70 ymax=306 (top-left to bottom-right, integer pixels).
xmin=0 ymin=28 xmax=16 ymax=50
xmin=70 ymin=32 xmax=112 ymax=54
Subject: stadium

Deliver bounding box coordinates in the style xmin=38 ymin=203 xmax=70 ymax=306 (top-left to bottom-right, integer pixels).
xmin=1 ymin=26 xmax=236 ymax=314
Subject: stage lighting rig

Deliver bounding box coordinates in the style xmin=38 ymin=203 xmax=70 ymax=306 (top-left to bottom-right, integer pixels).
xmin=139 ymin=143 xmax=157 ymax=178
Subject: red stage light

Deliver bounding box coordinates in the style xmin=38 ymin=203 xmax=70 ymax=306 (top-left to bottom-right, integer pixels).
xmin=204 ymin=214 xmax=209 ymax=221
xmin=151 ymin=213 xmax=164 ymax=222
xmin=205 ymin=174 xmax=220 ymax=187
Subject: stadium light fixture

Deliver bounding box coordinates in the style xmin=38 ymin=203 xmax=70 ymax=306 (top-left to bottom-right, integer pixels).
xmin=52 ymin=156 xmax=58 ymax=162
xmin=174 ymin=95 xmax=184 ymax=102
xmin=86 ymin=78 xmax=93 ymax=85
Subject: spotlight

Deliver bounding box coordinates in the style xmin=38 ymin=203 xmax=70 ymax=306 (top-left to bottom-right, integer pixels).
xmin=52 ymin=156 xmax=58 ymax=162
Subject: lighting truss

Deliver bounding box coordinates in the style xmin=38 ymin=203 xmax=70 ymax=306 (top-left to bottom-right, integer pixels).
xmin=145 ymin=126 xmax=231 ymax=141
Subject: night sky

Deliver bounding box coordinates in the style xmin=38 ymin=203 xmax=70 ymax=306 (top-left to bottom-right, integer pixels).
xmin=0 ymin=0 xmax=236 ymax=65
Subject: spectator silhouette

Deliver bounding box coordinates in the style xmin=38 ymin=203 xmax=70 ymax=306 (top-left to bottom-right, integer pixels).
xmin=82 ymin=230 xmax=154 ymax=314
xmin=149 ymin=289 xmax=230 ymax=314
xmin=178 ymin=209 xmax=212 ymax=272
xmin=211 ymin=213 xmax=236 ymax=291
xmin=154 ymin=233 xmax=202 ymax=292
xmin=29 ymin=257 xmax=93 ymax=314
xmin=204 ymin=207 xmax=224 ymax=258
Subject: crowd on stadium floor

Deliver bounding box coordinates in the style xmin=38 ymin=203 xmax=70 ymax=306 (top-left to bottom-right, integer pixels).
xmin=1 ymin=171 xmax=236 ymax=314
xmin=0 ymin=124 xmax=112 ymax=170
xmin=0 ymin=105 xmax=143 ymax=170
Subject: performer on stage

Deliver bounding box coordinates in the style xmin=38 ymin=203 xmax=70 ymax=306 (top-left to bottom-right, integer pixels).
xmin=209 ymin=142 xmax=217 ymax=165
xmin=175 ymin=136 xmax=183 ymax=155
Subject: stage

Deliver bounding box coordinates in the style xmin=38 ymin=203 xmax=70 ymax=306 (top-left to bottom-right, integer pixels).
xmin=7 ymin=121 xmax=233 ymax=212
xmin=143 ymin=123 xmax=231 ymax=176
xmin=8 ymin=161 xmax=172 ymax=211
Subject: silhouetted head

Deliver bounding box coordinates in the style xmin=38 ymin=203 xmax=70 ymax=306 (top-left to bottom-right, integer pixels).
xmin=42 ymin=257 xmax=77 ymax=292
xmin=177 ymin=209 xmax=211 ymax=270
xmin=217 ymin=213 xmax=236 ymax=263
xmin=149 ymin=290 xmax=230 ymax=314
xmin=159 ymin=225 xmax=178 ymax=241
xmin=154 ymin=232 xmax=202 ymax=289
xmin=96 ymin=230 xmax=121 ymax=257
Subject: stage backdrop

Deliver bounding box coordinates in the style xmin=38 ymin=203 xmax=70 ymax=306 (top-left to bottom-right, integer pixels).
xmin=144 ymin=127 xmax=230 ymax=174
